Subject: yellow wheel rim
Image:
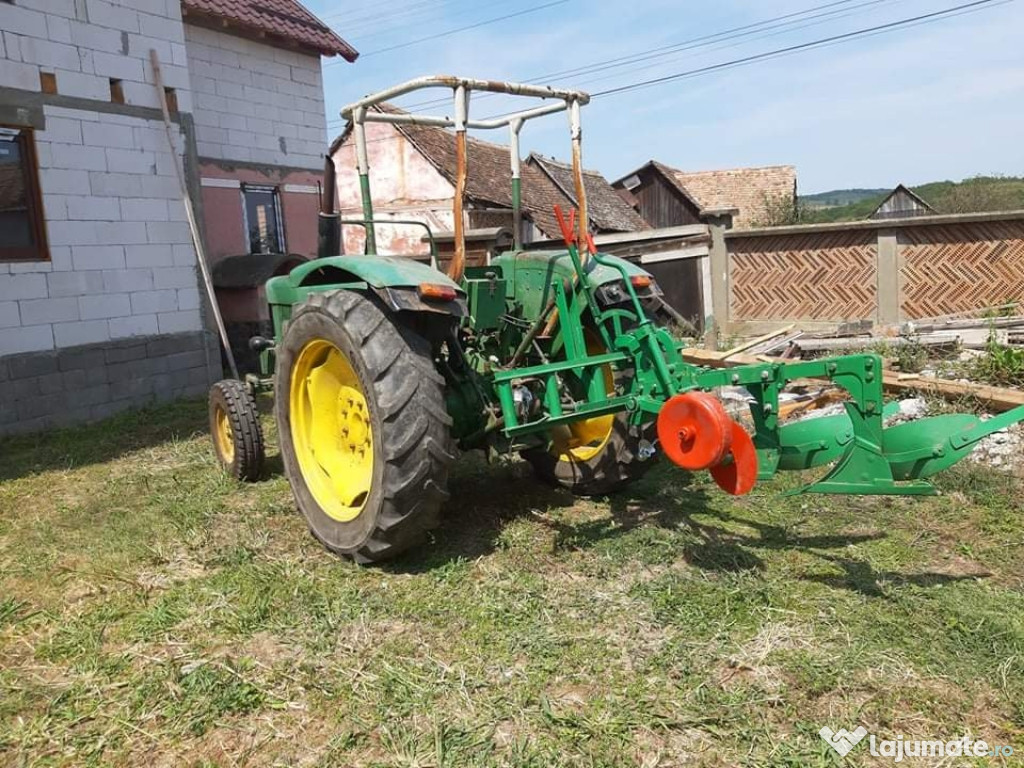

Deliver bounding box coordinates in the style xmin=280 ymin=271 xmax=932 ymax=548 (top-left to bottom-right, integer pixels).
xmin=551 ymin=333 xmax=615 ymax=463
xmin=289 ymin=339 xmax=374 ymax=522
xmin=214 ymin=405 xmax=235 ymax=464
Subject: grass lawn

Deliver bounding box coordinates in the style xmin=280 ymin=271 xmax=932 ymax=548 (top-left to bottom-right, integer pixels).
xmin=1 ymin=397 xmax=1022 ymax=766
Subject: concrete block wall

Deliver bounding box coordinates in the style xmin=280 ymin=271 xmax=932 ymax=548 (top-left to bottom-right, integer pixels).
xmin=184 ymin=24 xmax=326 ymax=170
xmin=0 ymin=330 xmax=221 ymax=436
xmin=0 ymin=0 xmax=193 ymax=111
xmin=0 ymin=105 xmax=204 ymax=355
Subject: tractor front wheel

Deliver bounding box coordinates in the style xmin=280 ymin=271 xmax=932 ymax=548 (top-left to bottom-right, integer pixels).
xmin=275 ymin=290 xmax=454 ymax=563
xmin=209 ymin=379 xmax=265 ymax=482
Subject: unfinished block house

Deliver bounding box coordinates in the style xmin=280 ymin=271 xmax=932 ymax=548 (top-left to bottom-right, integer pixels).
xmin=0 ymin=0 xmax=355 ymax=435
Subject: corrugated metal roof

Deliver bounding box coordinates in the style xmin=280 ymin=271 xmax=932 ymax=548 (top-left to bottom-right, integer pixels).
xmin=181 ymin=0 xmax=358 ymax=59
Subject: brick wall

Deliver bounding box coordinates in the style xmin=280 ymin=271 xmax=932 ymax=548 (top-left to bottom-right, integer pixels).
xmin=715 ymin=211 xmax=1024 ymax=334
xmin=0 ymin=106 xmax=204 ymax=354
xmin=184 ymin=23 xmax=326 ymax=170
xmin=0 ymin=0 xmax=192 ymax=110
xmin=0 ymin=0 xmax=216 ymax=435
xmin=0 ymin=330 xmax=220 ymax=435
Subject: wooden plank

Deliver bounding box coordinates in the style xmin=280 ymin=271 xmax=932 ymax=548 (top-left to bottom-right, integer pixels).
xmin=882 ymin=376 xmax=1024 ymax=412
xmin=797 ymin=329 xmax=1005 ymax=352
xmin=724 ymin=324 xmax=795 ymax=356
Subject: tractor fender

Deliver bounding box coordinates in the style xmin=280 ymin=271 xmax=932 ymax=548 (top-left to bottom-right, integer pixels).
xmin=267 ymin=255 xmax=467 ymax=317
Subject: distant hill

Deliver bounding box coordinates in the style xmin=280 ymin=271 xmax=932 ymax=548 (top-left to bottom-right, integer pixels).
xmin=798 ymin=176 xmax=1024 ymax=224
xmin=800 ymin=188 xmax=889 ymax=208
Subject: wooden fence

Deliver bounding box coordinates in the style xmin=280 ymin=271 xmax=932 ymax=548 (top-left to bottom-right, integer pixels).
xmin=715 ymin=211 xmax=1024 ymax=334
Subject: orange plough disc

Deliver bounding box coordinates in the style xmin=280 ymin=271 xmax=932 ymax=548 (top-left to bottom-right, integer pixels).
xmin=656 ymin=391 xmax=733 ymax=470
xmin=710 ymin=421 xmax=759 ymax=496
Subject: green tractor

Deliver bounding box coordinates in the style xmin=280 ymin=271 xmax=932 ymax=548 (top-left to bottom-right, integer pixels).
xmin=208 ymin=76 xmax=1024 ymax=563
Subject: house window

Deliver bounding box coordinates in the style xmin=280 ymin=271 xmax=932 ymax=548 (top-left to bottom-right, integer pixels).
xmin=242 ymin=184 xmax=285 ymax=254
xmin=0 ymin=126 xmax=49 ymax=262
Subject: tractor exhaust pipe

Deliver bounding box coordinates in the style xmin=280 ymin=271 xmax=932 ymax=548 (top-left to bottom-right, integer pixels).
xmin=318 ymin=154 xmax=341 ymax=258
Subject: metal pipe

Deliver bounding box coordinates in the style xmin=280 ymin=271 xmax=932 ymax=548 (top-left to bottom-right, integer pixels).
xmin=509 ymin=118 xmax=523 ymax=250
xmin=321 ymin=153 xmax=337 ymax=215
xmin=340 ymin=75 xmax=590 ymax=119
xmin=568 ymin=98 xmax=588 ymax=265
xmin=352 ymin=107 xmax=376 ymax=255
xmin=149 ymin=49 xmax=238 ymax=380
xmin=447 ymin=85 xmax=468 ymax=283
xmin=318 ymin=154 xmax=341 ymax=257
xmin=362 ymin=101 xmax=569 ymax=130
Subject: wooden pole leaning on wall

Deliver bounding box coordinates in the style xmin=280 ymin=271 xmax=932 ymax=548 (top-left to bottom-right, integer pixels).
xmin=149 ymin=49 xmax=238 ymax=380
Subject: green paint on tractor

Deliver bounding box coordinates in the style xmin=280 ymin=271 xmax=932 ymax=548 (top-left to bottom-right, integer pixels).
xmin=208 ymin=76 xmax=1024 ymax=563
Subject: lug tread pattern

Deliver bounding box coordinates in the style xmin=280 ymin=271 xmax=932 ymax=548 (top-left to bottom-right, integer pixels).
xmin=209 ymin=379 xmax=265 ymax=482
xmin=286 ymin=291 xmax=454 ymax=563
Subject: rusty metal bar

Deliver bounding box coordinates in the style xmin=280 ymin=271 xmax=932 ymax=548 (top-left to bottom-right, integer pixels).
xmin=361 ymin=101 xmax=570 ymax=130
xmin=568 ymin=98 xmax=588 ymax=264
xmin=341 ymin=75 xmax=594 ymax=271
xmin=447 ymin=84 xmax=469 ymax=283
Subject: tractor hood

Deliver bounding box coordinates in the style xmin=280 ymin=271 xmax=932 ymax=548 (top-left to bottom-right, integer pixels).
xmin=495 ymin=249 xmax=650 ymax=288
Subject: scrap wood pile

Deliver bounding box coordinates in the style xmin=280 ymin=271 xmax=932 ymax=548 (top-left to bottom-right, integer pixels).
xmin=794 ymin=302 xmax=1024 ymax=354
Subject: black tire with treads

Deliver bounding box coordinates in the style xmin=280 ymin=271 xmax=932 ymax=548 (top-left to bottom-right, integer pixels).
xmin=209 ymin=379 xmax=265 ymax=482
xmin=275 ymin=290 xmax=454 ymax=563
xmin=522 ymin=413 xmax=656 ymax=496
xmin=522 ymin=314 xmax=660 ymax=496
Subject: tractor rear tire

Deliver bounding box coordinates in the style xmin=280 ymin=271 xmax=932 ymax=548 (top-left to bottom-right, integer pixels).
xmin=275 ymin=290 xmax=454 ymax=563
xmin=522 ymin=415 xmax=655 ymax=496
xmin=209 ymin=379 xmax=265 ymax=482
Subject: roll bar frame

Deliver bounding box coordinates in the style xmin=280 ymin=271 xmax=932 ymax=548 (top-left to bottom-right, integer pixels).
xmin=340 ymin=75 xmax=592 ymax=282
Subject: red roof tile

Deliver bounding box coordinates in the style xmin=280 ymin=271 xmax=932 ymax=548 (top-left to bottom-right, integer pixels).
xmin=182 ymin=0 xmax=358 ymax=59
xmin=668 ymin=165 xmax=796 ymax=229
xmin=528 ymin=153 xmax=648 ymax=233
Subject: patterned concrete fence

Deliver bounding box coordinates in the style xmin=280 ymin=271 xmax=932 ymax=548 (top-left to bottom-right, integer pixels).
xmin=711 ymin=211 xmax=1024 ymax=335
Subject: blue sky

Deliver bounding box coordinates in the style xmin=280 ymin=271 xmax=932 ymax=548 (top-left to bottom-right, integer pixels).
xmin=305 ymin=0 xmax=1024 ymax=193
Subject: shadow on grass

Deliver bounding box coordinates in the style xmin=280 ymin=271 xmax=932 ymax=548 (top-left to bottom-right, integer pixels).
xmin=391 ymin=458 xmax=986 ymax=598
xmin=0 ymin=397 xmax=210 ymax=482
xmin=702 ymin=512 xmax=982 ymax=596
xmin=383 ymin=455 xmax=579 ymax=574
xmin=4 ymin=398 xmax=991 ymax=599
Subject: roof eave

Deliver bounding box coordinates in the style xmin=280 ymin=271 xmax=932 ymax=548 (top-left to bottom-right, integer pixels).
xmin=182 ymin=7 xmax=359 ymax=61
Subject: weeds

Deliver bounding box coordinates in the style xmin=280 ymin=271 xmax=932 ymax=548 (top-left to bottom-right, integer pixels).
xmin=971 ymin=332 xmax=1024 ymax=387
